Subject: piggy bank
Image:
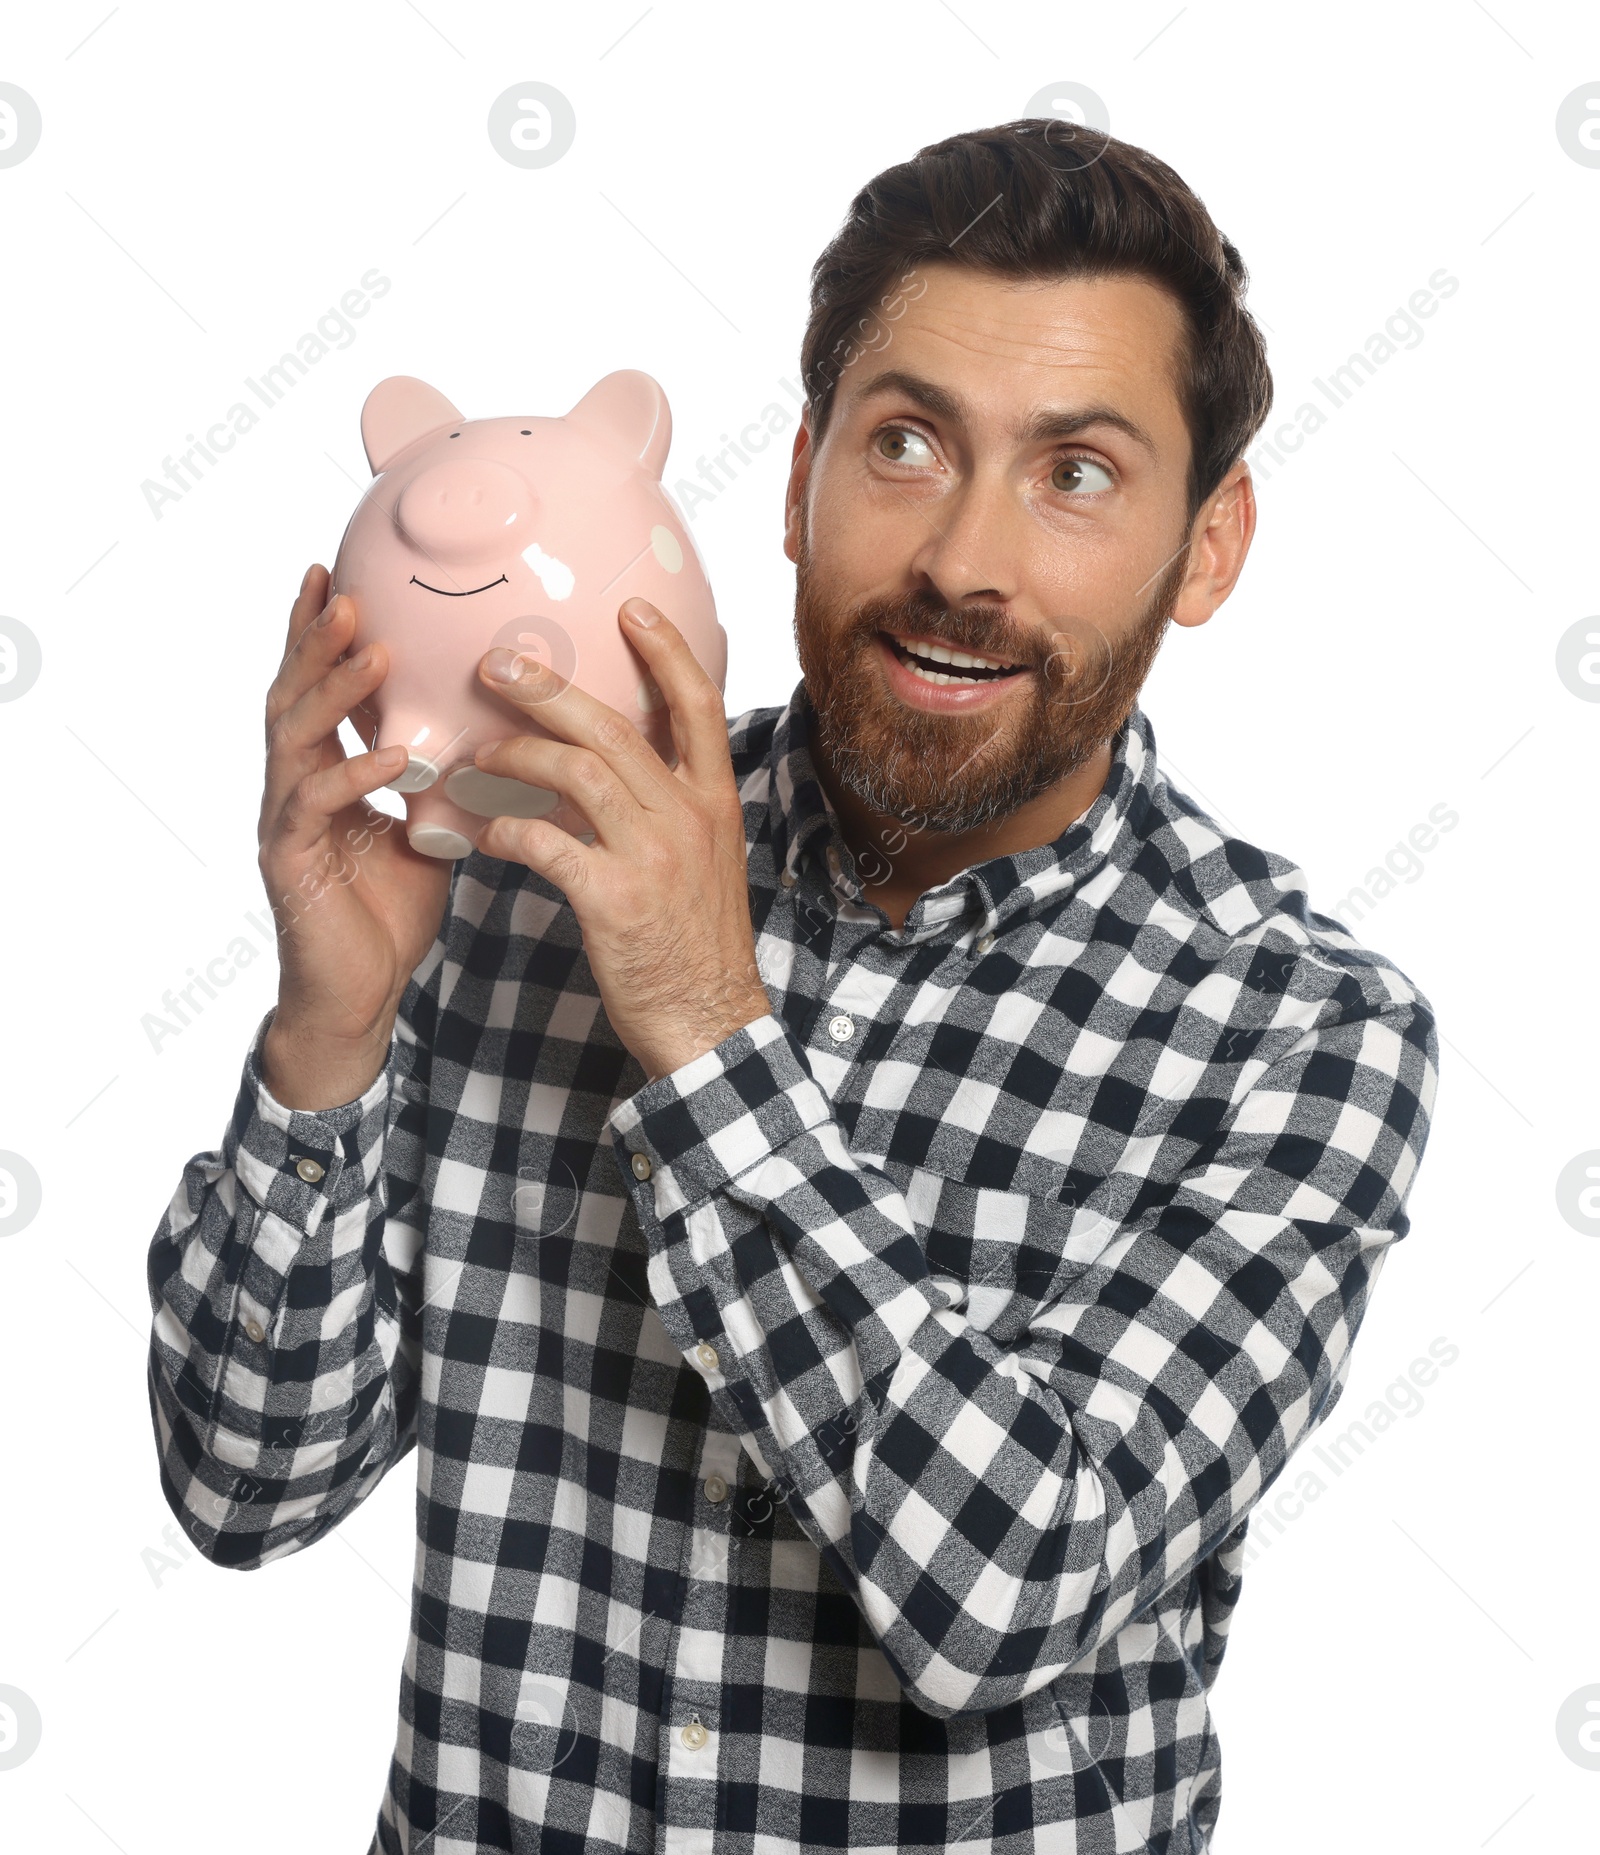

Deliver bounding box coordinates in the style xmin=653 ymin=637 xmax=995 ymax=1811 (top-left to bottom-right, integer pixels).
xmin=330 ymin=370 xmax=726 ymax=859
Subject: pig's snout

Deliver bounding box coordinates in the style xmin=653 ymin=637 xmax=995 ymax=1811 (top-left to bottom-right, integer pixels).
xmin=395 ymin=458 xmax=535 ymax=564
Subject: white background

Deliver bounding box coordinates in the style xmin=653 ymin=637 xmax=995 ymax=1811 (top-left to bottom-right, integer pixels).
xmin=1 ymin=2 xmax=1596 ymax=1849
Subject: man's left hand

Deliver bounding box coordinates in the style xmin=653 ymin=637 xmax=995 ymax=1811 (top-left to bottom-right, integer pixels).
xmin=472 ymin=597 xmax=771 ymax=1084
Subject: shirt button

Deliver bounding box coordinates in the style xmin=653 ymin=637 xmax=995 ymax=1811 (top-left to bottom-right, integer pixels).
xmin=630 ymin=1152 xmax=652 ymax=1181
xmin=295 ymin=1157 xmax=325 ymax=1183
xmin=704 ymin=1474 xmax=728 ymax=1503
xmin=975 ymin=932 xmax=997 ymax=955
xmin=827 ymin=1014 xmax=855 ymax=1043
xmin=681 ymin=1718 xmax=708 ymax=1750
xmin=242 ymin=1318 xmax=266 ymax=1343
xmin=694 ymin=1341 xmax=720 ymax=1372
xmin=779 ymin=866 xmax=797 ymax=889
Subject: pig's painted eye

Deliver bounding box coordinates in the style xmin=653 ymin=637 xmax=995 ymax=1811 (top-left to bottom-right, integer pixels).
xmin=520 ymin=429 xmax=531 ymax=435
xmin=449 ymin=431 xmax=460 ymax=438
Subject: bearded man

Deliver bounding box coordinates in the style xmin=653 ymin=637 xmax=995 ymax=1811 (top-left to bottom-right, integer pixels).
xmin=147 ymin=121 xmax=1437 ymax=1853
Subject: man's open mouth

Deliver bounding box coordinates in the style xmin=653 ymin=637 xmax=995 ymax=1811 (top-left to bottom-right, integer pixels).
xmin=410 ymin=574 xmax=509 ymax=597
xmin=880 ymin=630 xmax=1028 ymax=687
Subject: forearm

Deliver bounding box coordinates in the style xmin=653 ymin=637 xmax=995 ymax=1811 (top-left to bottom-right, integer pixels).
xmin=146 ymin=1006 xmax=424 ymax=1567
xmin=613 ymin=1010 xmax=1411 ymax=1718
xmin=645 ymin=1149 xmax=1377 ymax=1717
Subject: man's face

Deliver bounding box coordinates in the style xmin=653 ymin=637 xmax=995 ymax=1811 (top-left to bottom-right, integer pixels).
xmin=786 ymin=263 xmax=1221 ymax=835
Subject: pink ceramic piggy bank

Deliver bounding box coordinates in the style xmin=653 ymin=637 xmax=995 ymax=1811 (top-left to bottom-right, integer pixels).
xmin=330 ymin=371 xmax=725 ymax=858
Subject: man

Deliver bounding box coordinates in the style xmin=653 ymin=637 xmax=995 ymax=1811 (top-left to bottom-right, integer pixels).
xmin=147 ymin=121 xmax=1436 ymax=1852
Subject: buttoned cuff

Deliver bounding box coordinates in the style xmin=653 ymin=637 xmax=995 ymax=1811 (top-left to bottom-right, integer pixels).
xmin=230 ymin=1008 xmax=398 ymax=1296
xmin=607 ymin=1012 xmax=835 ymax=1215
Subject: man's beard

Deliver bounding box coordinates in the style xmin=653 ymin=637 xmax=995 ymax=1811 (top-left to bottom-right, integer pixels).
xmin=792 ymin=527 xmax=1188 ymax=837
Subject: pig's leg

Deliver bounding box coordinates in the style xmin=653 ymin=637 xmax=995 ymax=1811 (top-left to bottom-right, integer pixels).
xmin=442 ymin=763 xmax=562 ymax=828
xmin=403 ymin=766 xmax=596 ymax=859
xmin=399 ymin=784 xmax=484 ymax=859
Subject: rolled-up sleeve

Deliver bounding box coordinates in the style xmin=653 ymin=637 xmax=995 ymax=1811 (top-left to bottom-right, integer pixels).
xmin=608 ymin=994 xmax=1437 ymax=1718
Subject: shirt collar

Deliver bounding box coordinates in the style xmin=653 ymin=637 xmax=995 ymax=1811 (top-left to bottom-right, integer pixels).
xmin=765 ymin=681 xmax=1160 ymax=942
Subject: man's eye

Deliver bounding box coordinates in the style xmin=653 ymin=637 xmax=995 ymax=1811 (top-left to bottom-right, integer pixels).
xmin=1051 ymin=456 xmax=1114 ymax=493
xmin=875 ymin=427 xmax=936 ymax=466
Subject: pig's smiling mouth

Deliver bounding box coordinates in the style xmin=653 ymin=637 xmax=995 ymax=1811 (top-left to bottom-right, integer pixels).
xmin=410 ymin=573 xmax=509 ymax=597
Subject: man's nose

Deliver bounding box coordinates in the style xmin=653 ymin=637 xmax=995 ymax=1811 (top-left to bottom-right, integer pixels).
xmin=395 ymin=458 xmax=536 ymax=563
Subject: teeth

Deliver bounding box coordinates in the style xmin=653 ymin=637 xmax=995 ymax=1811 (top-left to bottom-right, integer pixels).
xmin=905 ymin=658 xmax=984 ymax=687
xmin=897 ymin=635 xmax=1016 ymax=673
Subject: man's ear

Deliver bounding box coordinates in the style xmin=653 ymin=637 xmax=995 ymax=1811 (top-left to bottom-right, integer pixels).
xmin=1169 ymin=462 xmax=1257 ymax=629
xmin=782 ymin=413 xmax=813 ymax=565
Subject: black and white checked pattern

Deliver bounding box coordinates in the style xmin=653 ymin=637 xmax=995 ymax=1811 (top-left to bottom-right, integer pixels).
xmin=146 ymin=688 xmax=1437 ymax=1853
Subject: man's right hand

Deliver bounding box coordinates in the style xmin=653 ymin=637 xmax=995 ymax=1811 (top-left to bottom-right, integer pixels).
xmin=257 ymin=562 xmax=453 ymax=1109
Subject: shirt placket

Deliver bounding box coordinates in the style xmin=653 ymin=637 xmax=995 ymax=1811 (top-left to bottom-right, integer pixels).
xmin=658 ymin=1426 xmax=742 ymax=1855
xmin=795 ymin=847 xmax=912 ymax=1088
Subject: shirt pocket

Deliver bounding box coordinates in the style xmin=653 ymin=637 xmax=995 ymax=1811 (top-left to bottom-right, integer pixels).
xmin=897 ymin=1162 xmax=1123 ymax=1349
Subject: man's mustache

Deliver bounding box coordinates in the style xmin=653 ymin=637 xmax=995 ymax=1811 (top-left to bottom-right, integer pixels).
xmin=846 ymin=597 xmax=1036 ymax=666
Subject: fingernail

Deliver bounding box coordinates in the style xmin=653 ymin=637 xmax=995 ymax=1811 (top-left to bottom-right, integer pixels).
xmin=349 ymin=644 xmax=372 ymax=669
xmin=484 ymin=647 xmax=532 ymax=682
xmin=622 ymin=599 xmax=660 ymax=628
xmin=301 ymin=565 xmax=315 ymax=593
xmin=316 ymin=596 xmax=339 ymax=627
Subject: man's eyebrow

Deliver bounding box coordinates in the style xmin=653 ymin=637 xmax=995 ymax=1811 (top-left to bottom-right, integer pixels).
xmin=848 ymin=367 xmax=1159 ymax=459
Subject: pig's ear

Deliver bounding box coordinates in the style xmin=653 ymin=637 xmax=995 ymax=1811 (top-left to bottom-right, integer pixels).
xmin=360 ymin=376 xmax=464 ymax=475
xmin=563 ymin=371 xmax=670 ymax=479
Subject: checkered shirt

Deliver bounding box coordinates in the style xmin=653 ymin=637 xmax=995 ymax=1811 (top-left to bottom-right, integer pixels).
xmin=146 ymin=686 xmax=1437 ymax=1854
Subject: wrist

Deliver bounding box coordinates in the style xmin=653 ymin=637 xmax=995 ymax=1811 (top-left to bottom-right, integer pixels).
xmin=262 ymin=1008 xmax=396 ymax=1111
xmin=639 ymin=988 xmax=772 ymax=1086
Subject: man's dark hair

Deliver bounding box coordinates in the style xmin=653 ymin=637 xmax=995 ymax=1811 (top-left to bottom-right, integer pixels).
xmin=799 ymin=121 xmax=1274 ymax=524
